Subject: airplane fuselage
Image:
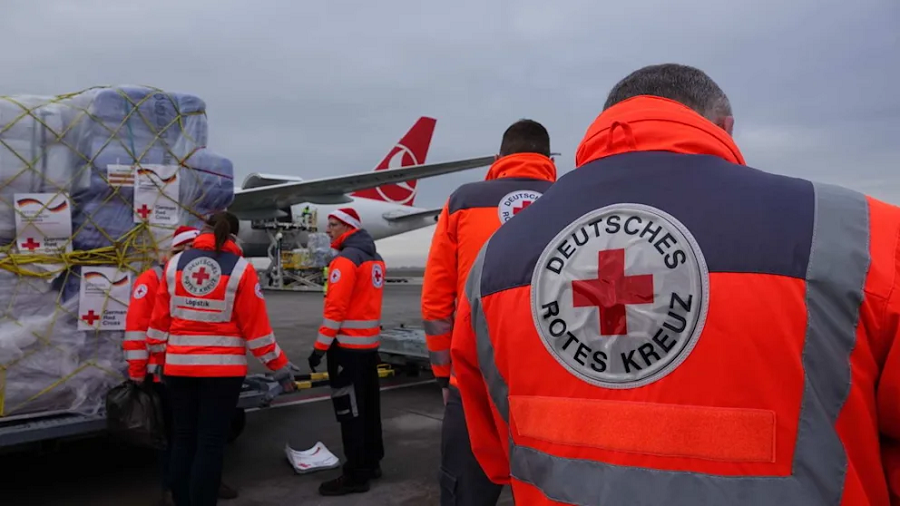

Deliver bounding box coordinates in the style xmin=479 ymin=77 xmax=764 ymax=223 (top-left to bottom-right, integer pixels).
xmin=237 ymin=196 xmax=438 ymax=258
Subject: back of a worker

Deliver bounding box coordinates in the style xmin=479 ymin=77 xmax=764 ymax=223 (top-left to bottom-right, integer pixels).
xmin=422 ymin=119 xmax=557 ymax=506
xmin=451 ymin=63 xmax=900 ymax=505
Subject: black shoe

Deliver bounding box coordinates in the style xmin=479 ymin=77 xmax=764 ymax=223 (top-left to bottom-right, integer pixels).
xmin=218 ymin=482 xmax=239 ymax=500
xmin=319 ymin=475 xmax=370 ymax=496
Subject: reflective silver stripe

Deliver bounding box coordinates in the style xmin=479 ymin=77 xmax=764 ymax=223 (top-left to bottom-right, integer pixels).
xmin=173 ymin=296 xmax=228 ymax=311
xmin=247 ymin=333 xmax=276 ymax=350
xmin=124 ymin=331 xmax=145 ymax=342
xmin=152 ymin=265 xmax=164 ymax=279
xmin=147 ymin=364 xmax=160 ymax=374
xmin=331 ymin=386 xmax=359 ymax=417
xmin=148 ymin=344 xmax=166 ymax=353
xmin=424 ymin=317 xmax=453 ymax=336
xmin=336 ymin=334 xmax=380 ymax=346
xmin=147 ymin=327 xmax=168 ymax=341
xmin=165 ymin=353 xmax=248 ymax=366
xmin=316 ymin=333 xmax=334 ymax=346
xmin=172 ymin=306 xmax=231 ymax=323
xmin=165 ymin=252 xmax=181 ymax=316
xmin=222 ymin=258 xmax=249 ymax=322
xmin=258 ymin=344 xmax=283 ymax=364
xmin=125 ymin=349 xmax=149 ymax=360
xmin=340 ymin=319 xmax=380 ymax=329
xmin=496 ymin=182 xmax=870 ymax=505
xmin=321 ymin=318 xmax=341 ymax=330
xmin=430 ymin=349 xmax=451 ymax=367
xmin=466 ymin=243 xmax=509 ymax=425
xmin=168 ymin=335 xmax=245 ymax=347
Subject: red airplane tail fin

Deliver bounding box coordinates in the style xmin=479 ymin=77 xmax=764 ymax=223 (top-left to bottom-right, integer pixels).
xmin=351 ymin=116 xmax=436 ymax=206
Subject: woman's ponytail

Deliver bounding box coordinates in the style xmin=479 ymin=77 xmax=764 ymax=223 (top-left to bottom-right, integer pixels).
xmin=205 ymin=211 xmax=240 ymax=254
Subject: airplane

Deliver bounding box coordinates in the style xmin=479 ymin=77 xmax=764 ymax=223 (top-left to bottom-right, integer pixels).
xmin=229 ymin=117 xmax=496 ymax=258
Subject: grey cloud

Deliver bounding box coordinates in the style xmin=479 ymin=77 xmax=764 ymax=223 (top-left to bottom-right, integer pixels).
xmin=0 ymin=0 xmax=897 ymax=265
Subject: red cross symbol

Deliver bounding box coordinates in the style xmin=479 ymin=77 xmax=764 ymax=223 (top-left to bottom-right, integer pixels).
xmin=374 ymin=268 xmax=383 ymax=284
xmin=192 ymin=267 xmax=211 ymax=285
xmin=81 ymin=310 xmax=100 ymax=325
xmin=512 ymin=200 xmax=533 ymax=215
xmin=21 ymin=237 xmax=41 ymax=251
xmin=136 ymin=204 xmax=152 ymax=220
xmin=572 ymin=249 xmax=654 ymax=335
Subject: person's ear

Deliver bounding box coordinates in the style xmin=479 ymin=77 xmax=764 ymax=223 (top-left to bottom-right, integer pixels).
xmin=717 ymin=115 xmax=735 ymax=136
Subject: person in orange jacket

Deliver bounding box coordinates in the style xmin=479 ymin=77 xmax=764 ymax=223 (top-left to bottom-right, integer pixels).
xmin=124 ymin=225 xmax=199 ymax=505
xmin=147 ymin=211 xmax=297 ymax=506
xmin=308 ymin=207 xmax=387 ymax=496
xmin=451 ymin=63 xmax=900 ymax=505
xmin=421 ymin=119 xmax=557 ymax=506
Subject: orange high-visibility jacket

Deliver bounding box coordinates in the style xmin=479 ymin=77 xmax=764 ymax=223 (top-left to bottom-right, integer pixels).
xmin=421 ymin=153 xmax=557 ymax=388
xmin=451 ymin=95 xmax=900 ymax=505
xmin=315 ymin=228 xmax=386 ymax=352
xmin=123 ymin=265 xmax=164 ymax=381
xmin=147 ymin=233 xmax=288 ymax=377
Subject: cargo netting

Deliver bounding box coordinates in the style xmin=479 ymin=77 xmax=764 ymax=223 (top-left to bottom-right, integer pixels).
xmin=0 ymin=85 xmax=234 ymax=418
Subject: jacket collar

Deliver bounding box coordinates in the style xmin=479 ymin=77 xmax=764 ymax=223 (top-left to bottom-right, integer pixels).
xmin=575 ymin=95 xmax=746 ymax=168
xmin=191 ymin=232 xmax=244 ymax=256
xmin=484 ymin=152 xmax=557 ymax=182
xmin=331 ymin=228 xmax=357 ymax=250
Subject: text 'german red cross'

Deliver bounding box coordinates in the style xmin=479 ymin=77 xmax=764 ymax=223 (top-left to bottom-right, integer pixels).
xmin=572 ymin=249 xmax=654 ymax=335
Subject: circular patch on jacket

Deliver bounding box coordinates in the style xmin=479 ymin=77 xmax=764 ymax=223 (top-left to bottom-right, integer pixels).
xmin=498 ymin=190 xmax=543 ymax=224
xmin=530 ymin=203 xmax=709 ymax=389
xmin=133 ymin=284 xmax=148 ymax=299
xmin=372 ymin=264 xmax=384 ymax=288
xmin=329 ymin=268 xmax=341 ymax=284
xmin=181 ymin=257 xmax=222 ymax=297
xmin=254 ymin=282 xmax=264 ymax=299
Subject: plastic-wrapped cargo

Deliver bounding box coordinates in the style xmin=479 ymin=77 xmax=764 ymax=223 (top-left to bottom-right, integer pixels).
xmin=0 ymin=85 xmax=234 ymax=418
xmin=307 ymin=232 xmax=333 ymax=268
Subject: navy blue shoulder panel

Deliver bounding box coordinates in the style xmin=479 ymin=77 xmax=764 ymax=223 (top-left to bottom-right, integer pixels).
xmin=448 ymin=178 xmax=555 ymax=215
xmin=177 ymin=248 xmax=242 ymax=274
xmin=339 ymin=248 xmax=383 ymax=266
xmin=481 ymin=151 xmax=815 ymax=296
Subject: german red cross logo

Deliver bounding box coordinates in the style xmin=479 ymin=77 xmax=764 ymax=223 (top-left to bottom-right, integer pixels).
xmin=136 ymin=204 xmax=152 ymax=220
xmin=531 ymin=203 xmax=710 ymax=389
xmin=573 ymin=249 xmax=654 ymax=335
xmin=372 ymin=264 xmax=384 ymax=288
xmin=181 ymin=257 xmax=223 ymax=297
xmin=81 ymin=310 xmax=100 ymax=325
xmin=20 ymin=237 xmax=41 ymax=251
xmin=498 ymin=190 xmax=543 ymax=224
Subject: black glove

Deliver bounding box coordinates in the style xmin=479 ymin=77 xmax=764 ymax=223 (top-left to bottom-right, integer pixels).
xmin=308 ymin=349 xmax=324 ymax=371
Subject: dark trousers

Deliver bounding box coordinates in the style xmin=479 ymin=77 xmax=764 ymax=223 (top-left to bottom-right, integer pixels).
xmin=440 ymin=386 xmax=503 ymax=506
xmin=150 ymin=379 xmax=174 ymax=492
xmin=165 ymin=375 xmax=244 ymax=506
xmin=326 ymin=346 xmax=384 ymax=482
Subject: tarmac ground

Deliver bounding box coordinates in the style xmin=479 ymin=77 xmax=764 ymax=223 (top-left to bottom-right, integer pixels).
xmin=0 ymin=285 xmax=514 ymax=505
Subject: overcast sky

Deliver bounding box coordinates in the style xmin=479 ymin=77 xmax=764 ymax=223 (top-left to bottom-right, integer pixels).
xmin=1 ymin=0 xmax=898 ymax=266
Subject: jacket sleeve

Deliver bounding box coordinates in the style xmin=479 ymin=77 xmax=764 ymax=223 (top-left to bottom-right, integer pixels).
xmin=315 ymin=255 xmax=357 ymax=352
xmin=234 ymin=261 xmax=288 ymax=371
xmin=451 ymin=288 xmax=511 ymax=485
xmin=878 ymin=252 xmax=900 ymax=504
xmin=146 ymin=264 xmax=172 ymax=358
xmin=421 ymin=202 xmax=458 ymax=388
xmin=123 ymin=271 xmax=159 ymax=380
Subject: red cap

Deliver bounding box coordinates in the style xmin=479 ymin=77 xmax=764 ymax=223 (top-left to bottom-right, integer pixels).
xmin=172 ymin=226 xmax=199 ymax=248
xmin=328 ymin=208 xmax=361 ymax=229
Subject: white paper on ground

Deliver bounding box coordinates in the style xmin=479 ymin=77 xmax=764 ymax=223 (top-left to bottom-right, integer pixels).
xmin=284 ymin=441 xmax=341 ymax=474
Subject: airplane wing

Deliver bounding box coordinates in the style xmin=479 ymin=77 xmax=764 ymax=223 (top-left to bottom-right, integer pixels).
xmin=382 ymin=208 xmax=442 ymax=223
xmin=228 ymin=155 xmax=495 ymax=219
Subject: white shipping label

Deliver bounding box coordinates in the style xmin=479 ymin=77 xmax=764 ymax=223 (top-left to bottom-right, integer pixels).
xmin=77 ymin=266 xmax=132 ymax=331
xmin=134 ymin=164 xmax=180 ymax=226
xmin=13 ymin=192 xmax=73 ymax=255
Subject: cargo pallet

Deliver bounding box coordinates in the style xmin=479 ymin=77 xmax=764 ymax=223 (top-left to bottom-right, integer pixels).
xmin=0 ymin=329 xmax=431 ymax=453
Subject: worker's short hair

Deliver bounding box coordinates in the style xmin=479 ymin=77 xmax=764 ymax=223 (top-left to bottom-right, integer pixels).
xmin=603 ymin=63 xmax=732 ymax=121
xmin=499 ymin=119 xmax=551 ymax=158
